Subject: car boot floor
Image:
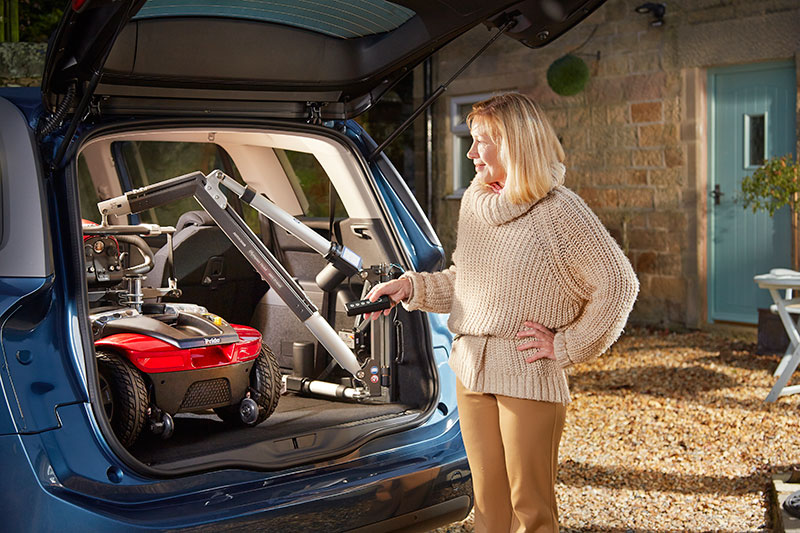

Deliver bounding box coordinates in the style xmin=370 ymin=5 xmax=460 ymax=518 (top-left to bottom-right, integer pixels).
xmin=129 ymin=393 xmax=415 ymax=466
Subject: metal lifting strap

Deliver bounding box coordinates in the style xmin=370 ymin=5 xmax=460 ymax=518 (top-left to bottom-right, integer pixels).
xmin=368 ymin=16 xmax=518 ymax=161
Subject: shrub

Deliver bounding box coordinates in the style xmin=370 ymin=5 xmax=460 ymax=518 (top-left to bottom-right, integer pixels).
xmin=740 ymin=154 xmax=800 ymax=216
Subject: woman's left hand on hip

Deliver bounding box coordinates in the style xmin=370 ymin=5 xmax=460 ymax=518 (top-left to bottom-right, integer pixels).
xmin=516 ymin=321 xmax=556 ymax=363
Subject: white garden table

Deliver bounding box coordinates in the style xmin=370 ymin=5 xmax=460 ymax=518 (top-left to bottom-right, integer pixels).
xmin=754 ymin=269 xmax=800 ymax=402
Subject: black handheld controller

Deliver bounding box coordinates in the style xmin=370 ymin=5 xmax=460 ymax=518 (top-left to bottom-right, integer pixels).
xmin=345 ymin=295 xmax=392 ymax=316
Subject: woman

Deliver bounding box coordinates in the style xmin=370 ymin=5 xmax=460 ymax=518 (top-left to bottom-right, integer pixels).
xmin=364 ymin=93 xmax=639 ymax=532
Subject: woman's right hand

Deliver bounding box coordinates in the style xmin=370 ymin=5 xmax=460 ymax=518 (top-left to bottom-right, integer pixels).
xmin=363 ymin=278 xmax=412 ymax=320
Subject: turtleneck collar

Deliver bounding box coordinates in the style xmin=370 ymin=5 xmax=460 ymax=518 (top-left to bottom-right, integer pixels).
xmin=465 ymin=162 xmax=566 ymax=226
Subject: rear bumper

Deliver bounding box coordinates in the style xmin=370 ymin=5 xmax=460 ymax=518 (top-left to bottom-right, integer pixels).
xmin=348 ymin=495 xmax=471 ymax=533
xmin=7 ymin=405 xmax=472 ymax=533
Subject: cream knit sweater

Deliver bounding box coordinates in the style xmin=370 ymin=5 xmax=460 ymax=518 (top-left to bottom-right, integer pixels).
xmin=401 ymin=177 xmax=639 ymax=404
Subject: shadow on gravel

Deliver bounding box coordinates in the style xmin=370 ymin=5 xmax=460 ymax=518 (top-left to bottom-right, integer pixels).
xmin=558 ymin=459 xmax=758 ymax=496
xmin=694 ymin=347 xmax=780 ymax=372
xmin=569 ymin=365 xmax=739 ymax=398
xmin=561 ymin=524 xmax=724 ymax=533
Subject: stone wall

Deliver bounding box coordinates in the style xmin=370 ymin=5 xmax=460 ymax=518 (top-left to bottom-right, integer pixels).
xmin=0 ymin=42 xmax=46 ymax=86
xmin=418 ymin=0 xmax=800 ymax=328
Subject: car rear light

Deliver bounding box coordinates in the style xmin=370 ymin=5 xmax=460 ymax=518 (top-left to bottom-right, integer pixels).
xmin=72 ymin=0 xmax=88 ymax=12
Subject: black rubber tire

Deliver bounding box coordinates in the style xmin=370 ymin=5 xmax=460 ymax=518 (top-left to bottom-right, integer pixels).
xmin=215 ymin=344 xmax=281 ymax=426
xmin=96 ymin=350 xmax=149 ymax=447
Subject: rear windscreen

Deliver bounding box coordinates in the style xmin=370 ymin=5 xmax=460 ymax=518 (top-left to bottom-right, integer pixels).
xmin=134 ymin=0 xmax=415 ymax=39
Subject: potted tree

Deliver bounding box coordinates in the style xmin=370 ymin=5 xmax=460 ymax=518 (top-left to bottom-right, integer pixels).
xmin=740 ymin=154 xmax=800 ymax=353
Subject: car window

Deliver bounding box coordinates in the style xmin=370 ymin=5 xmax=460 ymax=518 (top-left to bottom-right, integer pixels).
xmin=114 ymin=141 xmax=259 ymax=232
xmin=275 ymin=149 xmax=347 ymax=218
xmin=77 ymin=155 xmax=101 ymax=223
xmin=0 ymin=97 xmax=53 ymax=278
xmin=0 ymin=147 xmax=4 ymax=246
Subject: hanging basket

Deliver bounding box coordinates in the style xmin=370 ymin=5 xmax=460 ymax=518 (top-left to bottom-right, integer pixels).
xmin=546 ymin=54 xmax=590 ymax=96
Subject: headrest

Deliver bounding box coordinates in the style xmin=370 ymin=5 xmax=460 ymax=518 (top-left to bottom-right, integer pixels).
xmin=175 ymin=210 xmax=215 ymax=232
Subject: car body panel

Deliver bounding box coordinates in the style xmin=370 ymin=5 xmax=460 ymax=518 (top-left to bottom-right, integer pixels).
xmin=5 ymin=401 xmax=470 ymax=532
xmin=0 ymin=96 xmax=53 ymax=278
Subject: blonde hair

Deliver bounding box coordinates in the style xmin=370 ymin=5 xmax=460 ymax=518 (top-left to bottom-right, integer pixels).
xmin=467 ymin=93 xmax=565 ymax=204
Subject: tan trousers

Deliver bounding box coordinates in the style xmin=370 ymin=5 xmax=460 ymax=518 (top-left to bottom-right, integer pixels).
xmin=456 ymin=379 xmax=566 ymax=533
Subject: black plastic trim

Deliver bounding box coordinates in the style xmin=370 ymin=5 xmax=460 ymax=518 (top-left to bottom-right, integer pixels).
xmin=348 ymin=495 xmax=471 ymax=533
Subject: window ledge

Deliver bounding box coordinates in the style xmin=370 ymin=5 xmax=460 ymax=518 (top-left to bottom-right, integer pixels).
xmin=445 ymin=188 xmax=466 ymax=200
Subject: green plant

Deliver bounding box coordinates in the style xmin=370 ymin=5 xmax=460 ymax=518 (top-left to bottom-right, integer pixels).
xmin=18 ymin=0 xmax=63 ymax=42
xmin=740 ymin=154 xmax=800 ymax=216
xmin=1 ymin=0 xmax=20 ymax=42
xmin=546 ymin=54 xmax=589 ymax=96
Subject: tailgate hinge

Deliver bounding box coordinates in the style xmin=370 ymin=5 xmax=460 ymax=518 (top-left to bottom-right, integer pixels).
xmin=307 ymin=102 xmax=325 ymax=125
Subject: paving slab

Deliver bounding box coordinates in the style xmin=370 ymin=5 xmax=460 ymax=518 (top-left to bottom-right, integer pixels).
xmin=774 ymin=472 xmax=800 ymax=532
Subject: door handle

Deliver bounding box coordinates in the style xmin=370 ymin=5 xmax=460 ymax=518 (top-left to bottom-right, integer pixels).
xmin=351 ymin=226 xmax=372 ymax=240
xmin=711 ymin=184 xmax=724 ymax=205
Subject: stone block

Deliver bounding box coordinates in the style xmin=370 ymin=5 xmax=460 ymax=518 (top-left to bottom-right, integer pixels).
xmin=632 ymin=149 xmax=664 ymax=168
xmin=607 ymin=104 xmax=629 ymax=125
xmin=605 ymin=149 xmax=631 ymax=168
xmin=664 ymin=97 xmax=682 ymax=123
xmin=649 ymin=168 xmax=685 ymax=188
xmin=616 ymin=126 xmax=639 ymax=149
xmin=590 ymin=126 xmax=616 ymax=151
xmin=599 ymin=54 xmax=630 ymax=77
xmin=637 ymin=27 xmax=667 ymax=48
xmin=577 ymin=187 xmax=619 ymax=210
xmin=614 ymin=29 xmax=641 ymax=50
xmin=0 ymin=43 xmax=47 ymax=79
xmin=654 ymin=188 xmax=682 ymax=210
xmin=649 ymin=275 xmax=687 ymax=302
xmin=549 ymin=109 xmax=569 ymax=130
xmin=638 ymin=251 xmax=683 ymax=276
xmin=629 ymin=51 xmax=662 ymax=74
xmin=586 ymin=76 xmax=627 ymax=105
xmin=648 ymin=211 xmax=688 ymax=232
xmin=687 ymin=5 xmax=738 ymax=24
xmin=629 ymin=228 xmax=667 ymax=252
xmin=603 ymin=0 xmax=629 ymax=22
xmin=590 ymin=170 xmax=622 ymax=186
xmin=665 ymin=147 xmax=685 ymax=168
xmin=639 ymin=123 xmax=678 ymax=147
xmin=625 ymin=169 xmax=648 ymax=186
xmin=623 ymin=72 xmax=667 ymax=101
xmin=568 ymin=106 xmax=590 ymax=128
xmin=629 ymin=212 xmax=648 ymax=229
xmin=618 ymin=188 xmax=654 ymax=209
xmin=631 ymin=101 xmax=663 ymax=123
xmin=565 ymin=151 xmax=597 ymax=171
xmin=590 ymin=106 xmax=606 ymax=127
xmin=561 ymin=127 xmax=590 ymax=151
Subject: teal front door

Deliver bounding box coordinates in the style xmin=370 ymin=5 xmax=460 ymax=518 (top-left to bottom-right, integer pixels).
xmin=709 ymin=62 xmax=797 ymax=324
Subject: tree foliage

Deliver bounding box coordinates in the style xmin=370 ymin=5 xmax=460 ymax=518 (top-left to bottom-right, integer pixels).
xmin=740 ymin=154 xmax=800 ymax=216
xmin=19 ymin=0 xmax=62 ymax=42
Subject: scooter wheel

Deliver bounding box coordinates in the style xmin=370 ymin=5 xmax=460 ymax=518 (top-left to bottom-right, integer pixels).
xmin=96 ymin=350 xmax=149 ymax=447
xmin=215 ymin=344 xmax=281 ymax=427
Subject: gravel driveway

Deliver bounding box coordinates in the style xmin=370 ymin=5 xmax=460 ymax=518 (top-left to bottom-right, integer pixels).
xmin=432 ymin=326 xmax=800 ymax=532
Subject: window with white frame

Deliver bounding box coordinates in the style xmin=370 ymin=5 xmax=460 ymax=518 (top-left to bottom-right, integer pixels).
xmin=449 ymin=93 xmax=494 ymax=195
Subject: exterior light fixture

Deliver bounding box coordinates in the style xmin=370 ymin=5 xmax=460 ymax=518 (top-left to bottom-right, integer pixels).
xmin=635 ymin=2 xmax=666 ymax=27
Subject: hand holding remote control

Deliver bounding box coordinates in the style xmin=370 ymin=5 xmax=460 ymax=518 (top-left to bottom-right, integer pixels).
xmin=356 ymin=278 xmax=412 ymax=320
xmin=345 ymin=295 xmax=392 ymax=316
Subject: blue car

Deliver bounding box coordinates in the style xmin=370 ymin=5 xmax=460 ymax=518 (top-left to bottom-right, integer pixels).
xmin=0 ymin=1 xmax=602 ymax=531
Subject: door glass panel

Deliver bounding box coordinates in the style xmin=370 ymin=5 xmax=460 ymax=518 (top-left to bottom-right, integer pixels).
xmin=746 ymin=113 xmax=765 ymax=167
xmin=112 ymin=141 xmax=259 ymax=232
xmin=275 ymin=149 xmax=346 ymax=218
